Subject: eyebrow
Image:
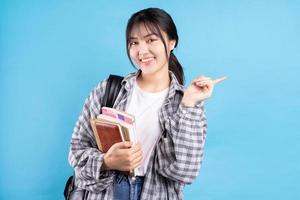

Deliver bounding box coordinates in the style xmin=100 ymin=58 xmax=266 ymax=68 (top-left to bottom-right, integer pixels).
xmin=129 ymin=33 xmax=158 ymax=40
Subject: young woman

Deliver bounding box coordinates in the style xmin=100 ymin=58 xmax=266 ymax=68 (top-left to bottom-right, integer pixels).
xmin=68 ymin=7 xmax=226 ymax=200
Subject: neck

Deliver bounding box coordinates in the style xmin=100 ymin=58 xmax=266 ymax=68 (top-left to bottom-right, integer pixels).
xmin=137 ymin=70 xmax=170 ymax=92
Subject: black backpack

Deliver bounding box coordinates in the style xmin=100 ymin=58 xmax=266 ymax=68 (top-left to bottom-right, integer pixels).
xmin=64 ymin=74 xmax=124 ymax=200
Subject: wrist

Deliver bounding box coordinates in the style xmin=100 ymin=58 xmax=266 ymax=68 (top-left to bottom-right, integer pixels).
xmin=181 ymin=97 xmax=196 ymax=107
xmin=181 ymin=101 xmax=195 ymax=107
xmin=101 ymin=154 xmax=111 ymax=170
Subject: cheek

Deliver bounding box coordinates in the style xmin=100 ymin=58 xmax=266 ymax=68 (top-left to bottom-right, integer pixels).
xmin=129 ymin=48 xmax=136 ymax=59
xmin=129 ymin=49 xmax=140 ymax=65
xmin=157 ymin=49 xmax=168 ymax=61
xmin=154 ymin=44 xmax=168 ymax=58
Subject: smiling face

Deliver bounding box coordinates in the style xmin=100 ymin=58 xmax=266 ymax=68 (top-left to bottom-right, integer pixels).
xmin=128 ymin=23 xmax=175 ymax=78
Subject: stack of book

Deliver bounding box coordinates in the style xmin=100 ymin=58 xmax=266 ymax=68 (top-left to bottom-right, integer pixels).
xmin=90 ymin=107 xmax=137 ymax=178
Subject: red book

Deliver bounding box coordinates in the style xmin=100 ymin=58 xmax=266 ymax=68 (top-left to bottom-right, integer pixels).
xmin=90 ymin=119 xmax=124 ymax=153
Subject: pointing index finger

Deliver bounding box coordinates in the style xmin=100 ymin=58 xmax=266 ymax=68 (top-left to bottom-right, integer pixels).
xmin=213 ymin=76 xmax=227 ymax=85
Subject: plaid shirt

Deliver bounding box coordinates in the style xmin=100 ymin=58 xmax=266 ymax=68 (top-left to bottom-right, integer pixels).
xmin=68 ymin=71 xmax=207 ymax=200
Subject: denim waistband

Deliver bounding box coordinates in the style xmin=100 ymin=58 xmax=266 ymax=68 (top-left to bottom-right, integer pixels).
xmin=116 ymin=173 xmax=144 ymax=184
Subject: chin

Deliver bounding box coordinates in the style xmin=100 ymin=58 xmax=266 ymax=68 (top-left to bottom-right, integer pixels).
xmin=139 ymin=68 xmax=156 ymax=75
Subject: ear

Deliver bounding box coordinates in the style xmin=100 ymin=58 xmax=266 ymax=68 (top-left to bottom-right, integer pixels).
xmin=170 ymin=40 xmax=176 ymax=50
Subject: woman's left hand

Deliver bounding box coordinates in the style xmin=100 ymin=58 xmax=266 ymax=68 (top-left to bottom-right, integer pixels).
xmin=181 ymin=75 xmax=227 ymax=106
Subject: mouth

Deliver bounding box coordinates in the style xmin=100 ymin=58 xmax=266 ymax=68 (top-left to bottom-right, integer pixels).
xmin=140 ymin=57 xmax=155 ymax=63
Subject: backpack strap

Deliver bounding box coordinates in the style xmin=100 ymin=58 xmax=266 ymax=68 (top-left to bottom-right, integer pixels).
xmin=102 ymin=74 xmax=124 ymax=108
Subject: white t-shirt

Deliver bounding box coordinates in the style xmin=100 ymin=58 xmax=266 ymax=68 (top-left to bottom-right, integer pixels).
xmin=126 ymin=80 xmax=169 ymax=176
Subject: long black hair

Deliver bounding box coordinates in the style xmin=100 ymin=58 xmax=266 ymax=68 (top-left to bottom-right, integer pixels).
xmin=126 ymin=8 xmax=184 ymax=85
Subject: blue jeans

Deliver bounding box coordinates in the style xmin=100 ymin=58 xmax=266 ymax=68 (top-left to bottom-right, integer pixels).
xmin=113 ymin=174 xmax=144 ymax=200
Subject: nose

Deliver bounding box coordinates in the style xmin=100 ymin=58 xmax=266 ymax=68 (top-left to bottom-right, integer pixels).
xmin=138 ymin=42 xmax=149 ymax=56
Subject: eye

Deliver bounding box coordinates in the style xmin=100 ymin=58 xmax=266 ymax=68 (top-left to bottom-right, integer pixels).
xmin=147 ymin=38 xmax=156 ymax=43
xmin=129 ymin=41 xmax=138 ymax=47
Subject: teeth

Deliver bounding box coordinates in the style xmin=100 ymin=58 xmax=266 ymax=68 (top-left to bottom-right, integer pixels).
xmin=141 ymin=57 xmax=154 ymax=62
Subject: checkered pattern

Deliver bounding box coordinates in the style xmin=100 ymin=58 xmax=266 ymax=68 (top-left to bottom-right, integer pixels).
xmin=68 ymin=71 xmax=207 ymax=200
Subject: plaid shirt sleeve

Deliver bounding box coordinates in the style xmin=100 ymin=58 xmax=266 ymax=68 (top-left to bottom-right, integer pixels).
xmin=68 ymin=79 xmax=116 ymax=192
xmin=157 ymin=101 xmax=207 ymax=184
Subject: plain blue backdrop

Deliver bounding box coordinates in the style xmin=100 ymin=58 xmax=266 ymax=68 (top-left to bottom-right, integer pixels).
xmin=1 ymin=0 xmax=299 ymax=199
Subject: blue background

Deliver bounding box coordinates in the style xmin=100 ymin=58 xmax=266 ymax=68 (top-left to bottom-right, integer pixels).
xmin=1 ymin=0 xmax=299 ymax=199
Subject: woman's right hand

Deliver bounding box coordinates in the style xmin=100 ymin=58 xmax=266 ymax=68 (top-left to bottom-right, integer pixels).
xmin=102 ymin=141 xmax=143 ymax=171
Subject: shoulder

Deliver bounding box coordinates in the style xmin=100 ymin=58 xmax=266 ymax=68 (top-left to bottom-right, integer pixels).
xmin=89 ymin=71 xmax=139 ymax=101
xmin=89 ymin=78 xmax=108 ymax=101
